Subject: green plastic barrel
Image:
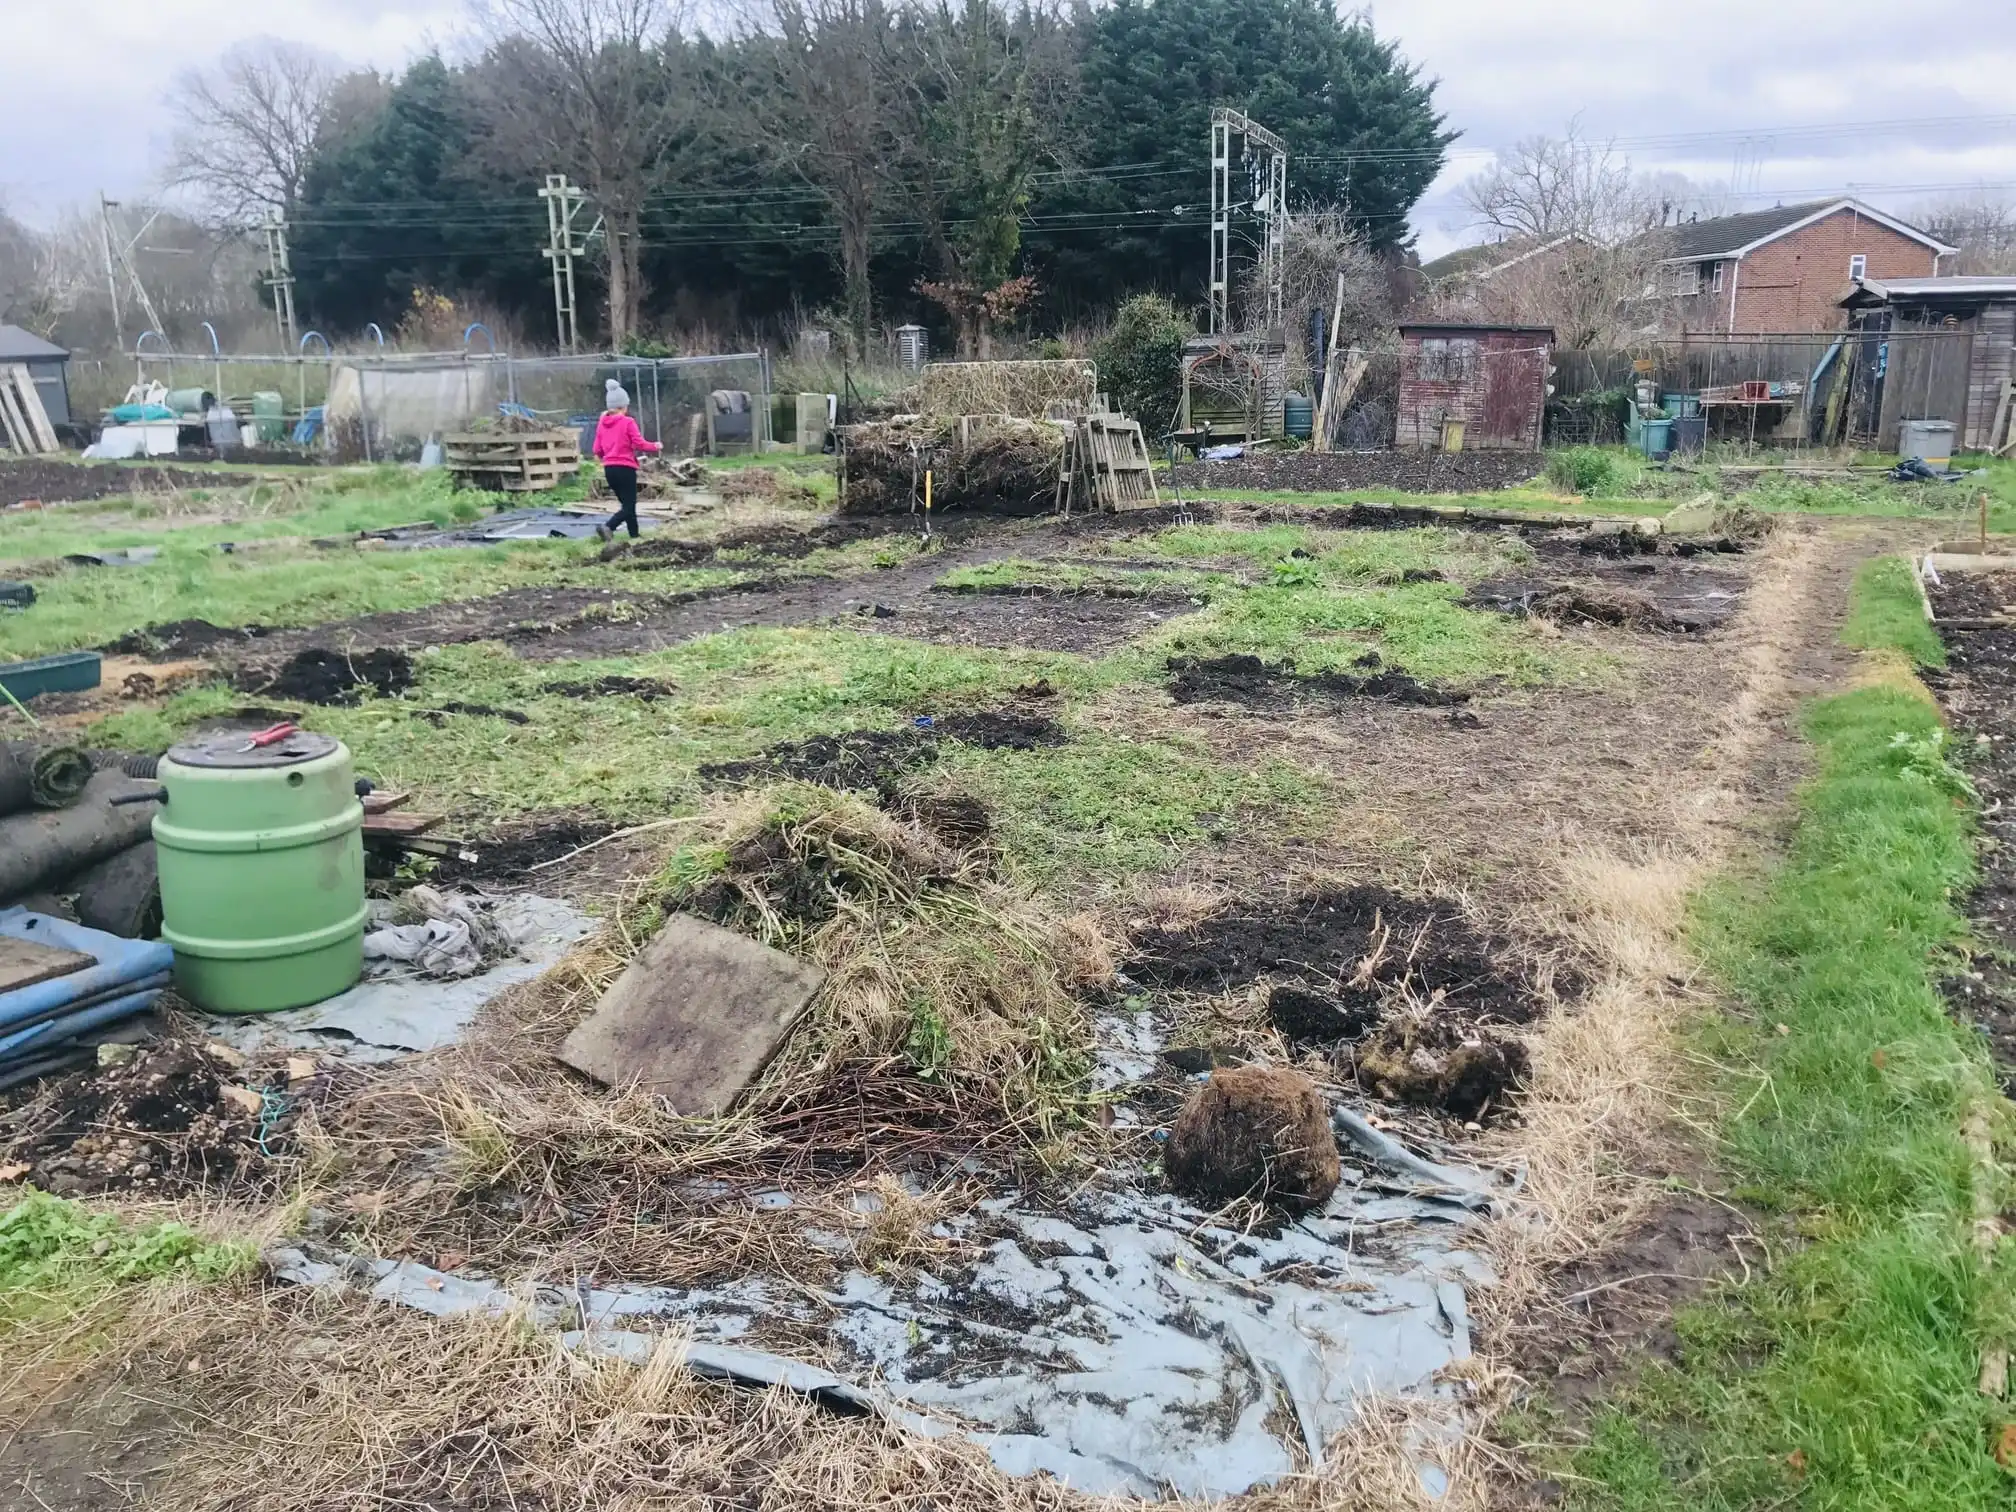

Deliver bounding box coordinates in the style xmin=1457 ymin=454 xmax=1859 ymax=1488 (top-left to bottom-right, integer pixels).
xmin=252 ymin=391 xmax=286 ymax=444
xmin=1284 ymin=393 xmax=1314 ymax=440
xmin=153 ymin=729 xmax=366 ymax=1014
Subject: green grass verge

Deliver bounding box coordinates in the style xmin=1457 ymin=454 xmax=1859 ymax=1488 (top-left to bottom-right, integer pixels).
xmin=1841 ymin=556 xmax=1945 ymax=668
xmin=1560 ymin=556 xmax=2016 ymax=1509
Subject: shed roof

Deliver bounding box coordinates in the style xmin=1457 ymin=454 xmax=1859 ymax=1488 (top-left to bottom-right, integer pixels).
xmin=1658 ymin=198 xmax=1954 ymax=262
xmin=1845 ymin=275 xmax=2016 ymax=303
xmin=0 ymin=325 xmax=68 ymax=361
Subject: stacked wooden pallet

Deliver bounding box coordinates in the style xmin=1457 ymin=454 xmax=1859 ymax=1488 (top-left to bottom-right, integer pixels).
xmin=442 ymin=430 xmax=582 ymax=492
xmin=1054 ymin=411 xmax=1160 ymax=516
xmin=0 ymin=366 xmax=58 ymax=455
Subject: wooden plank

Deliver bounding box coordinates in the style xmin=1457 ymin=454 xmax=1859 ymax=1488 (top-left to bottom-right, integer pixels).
xmin=0 ymin=377 xmax=29 ymax=454
xmin=362 ymin=812 xmax=443 ymax=837
xmin=558 ymin=912 xmax=826 ymax=1116
xmin=360 ymin=790 xmax=412 ymax=815
xmin=3 ymin=366 xmax=57 ymax=452
xmin=0 ymin=936 xmax=94 ymax=993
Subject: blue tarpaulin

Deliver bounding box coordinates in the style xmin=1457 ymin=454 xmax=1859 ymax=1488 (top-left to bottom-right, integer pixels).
xmin=0 ymin=909 xmax=172 ymax=1067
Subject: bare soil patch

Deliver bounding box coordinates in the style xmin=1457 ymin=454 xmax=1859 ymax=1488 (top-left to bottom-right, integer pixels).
xmin=1166 ymin=653 xmax=1466 ymax=710
xmin=1503 ymin=1186 xmax=1758 ymax=1415
xmin=0 ymin=1037 xmax=340 ymax=1199
xmin=427 ymin=814 xmax=619 ymax=885
xmin=1124 ymin=885 xmax=1539 ymax=1024
xmin=1173 ymin=449 xmax=1544 ymax=496
xmin=1923 ymin=600 xmax=2016 ymax=1092
xmin=242 ymin=647 xmax=414 ymax=705
xmin=603 ymin=516 xmax=910 ymax=567
xmin=0 ymin=460 xmax=256 ymax=507
xmin=543 ymin=673 xmax=679 ymax=701
xmin=699 ymin=710 xmax=1065 ymax=798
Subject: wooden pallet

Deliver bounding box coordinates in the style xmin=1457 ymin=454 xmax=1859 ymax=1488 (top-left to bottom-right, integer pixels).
xmin=1055 ymin=412 xmax=1160 ymax=516
xmin=442 ymin=430 xmax=582 ymax=492
xmin=0 ymin=365 xmax=58 ymax=455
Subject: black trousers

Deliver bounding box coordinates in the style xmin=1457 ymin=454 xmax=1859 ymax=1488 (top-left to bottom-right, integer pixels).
xmin=603 ymin=465 xmax=639 ymax=537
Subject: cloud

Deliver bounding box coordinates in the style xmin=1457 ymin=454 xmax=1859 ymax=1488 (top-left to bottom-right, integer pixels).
xmin=1378 ymin=0 xmax=2016 ymax=254
xmin=0 ymin=0 xmax=462 ymax=221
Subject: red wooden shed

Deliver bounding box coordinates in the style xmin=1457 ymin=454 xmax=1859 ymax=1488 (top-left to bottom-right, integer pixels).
xmin=1394 ymin=323 xmax=1553 ymax=452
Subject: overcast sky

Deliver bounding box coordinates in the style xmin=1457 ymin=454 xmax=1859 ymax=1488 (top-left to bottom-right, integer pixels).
xmin=4 ymin=0 xmax=2013 ymax=258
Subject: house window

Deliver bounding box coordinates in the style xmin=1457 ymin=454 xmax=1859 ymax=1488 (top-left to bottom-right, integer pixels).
xmin=1663 ymin=265 xmax=1696 ymax=298
xmin=1849 ymin=253 xmax=1867 ymax=280
xmin=1710 ymin=262 xmax=1725 ymax=293
xmin=1417 ymin=337 xmax=1476 ymax=382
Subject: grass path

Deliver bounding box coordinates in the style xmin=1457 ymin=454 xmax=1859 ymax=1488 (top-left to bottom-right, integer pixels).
xmin=1556 ymin=559 xmax=2016 ymax=1509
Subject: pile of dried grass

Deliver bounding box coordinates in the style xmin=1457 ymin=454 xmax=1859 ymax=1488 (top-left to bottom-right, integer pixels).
xmin=293 ymin=786 xmax=1112 ymax=1277
xmin=839 ymin=415 xmax=1064 ymax=517
xmin=916 ymin=359 xmax=1097 ymax=420
xmin=61 ymin=1285 xmax=1492 ymax=1512
xmin=683 ymin=785 xmax=1108 ymax=1131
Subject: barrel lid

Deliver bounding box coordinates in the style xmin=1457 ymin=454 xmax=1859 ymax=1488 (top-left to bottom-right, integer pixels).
xmin=164 ymin=728 xmax=342 ymax=770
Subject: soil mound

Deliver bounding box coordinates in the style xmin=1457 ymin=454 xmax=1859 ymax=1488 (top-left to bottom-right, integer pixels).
xmin=10 ymin=1041 xmax=258 ymax=1196
xmin=1465 ymin=577 xmax=1698 ymax=632
xmin=931 ymin=709 xmax=1065 ymax=749
xmin=429 ymin=816 xmax=617 ymax=883
xmin=1125 ymin=885 xmax=1535 ymax=1023
xmin=103 ymin=619 xmax=275 ymax=658
xmin=1356 ymin=1012 xmax=1530 ymax=1121
xmin=1164 ymin=1065 xmax=1340 ymax=1211
xmin=1165 ymin=654 xmax=1464 ymax=710
xmin=246 ymin=648 xmax=413 ymax=705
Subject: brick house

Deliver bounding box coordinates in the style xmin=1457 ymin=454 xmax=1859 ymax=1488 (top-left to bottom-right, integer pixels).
xmin=1656 ymin=199 xmax=1954 ymax=334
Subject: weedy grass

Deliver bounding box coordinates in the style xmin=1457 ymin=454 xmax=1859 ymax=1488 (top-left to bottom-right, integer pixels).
xmin=0 ymin=1193 xmax=252 ymax=1327
xmin=0 ymin=467 xmax=499 ymax=564
xmin=0 ymin=539 xmax=647 ymax=661
xmin=1559 ymin=552 xmax=2016 ymax=1511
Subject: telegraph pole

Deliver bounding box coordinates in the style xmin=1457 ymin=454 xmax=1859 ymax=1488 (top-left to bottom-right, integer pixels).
xmin=98 ymin=194 xmax=125 ymax=353
xmin=1206 ymin=108 xmax=1288 ymax=335
xmin=98 ymin=194 xmax=167 ymax=352
xmin=262 ymin=209 xmax=299 ymax=349
xmin=539 ymin=174 xmax=587 ymax=353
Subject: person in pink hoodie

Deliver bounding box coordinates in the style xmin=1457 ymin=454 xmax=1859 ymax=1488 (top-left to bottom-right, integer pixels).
xmin=592 ymin=380 xmax=662 ymax=541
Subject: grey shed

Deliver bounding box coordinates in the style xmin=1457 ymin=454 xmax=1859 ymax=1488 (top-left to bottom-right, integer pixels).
xmin=0 ymin=325 xmax=71 ymax=428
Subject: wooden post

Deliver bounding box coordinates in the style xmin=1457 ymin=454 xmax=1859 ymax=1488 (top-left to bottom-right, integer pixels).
xmin=1981 ymin=490 xmax=1991 ymax=554
xmin=1311 ymin=272 xmax=1347 ymax=451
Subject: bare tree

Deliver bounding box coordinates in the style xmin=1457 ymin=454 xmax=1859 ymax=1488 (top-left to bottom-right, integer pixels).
xmin=1459 ymin=121 xmax=1657 ymax=242
xmin=471 ymin=0 xmax=702 ymax=347
xmin=164 ymin=39 xmax=342 ymax=228
xmin=736 ymin=0 xmax=904 ymax=355
xmin=1924 ymin=195 xmax=2016 ymax=275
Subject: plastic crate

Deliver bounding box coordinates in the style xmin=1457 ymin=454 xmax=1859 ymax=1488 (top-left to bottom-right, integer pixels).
xmin=0 ymin=651 xmax=102 ymax=703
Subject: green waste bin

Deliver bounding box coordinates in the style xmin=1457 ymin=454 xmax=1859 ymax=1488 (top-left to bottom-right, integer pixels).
xmin=154 ymin=729 xmax=366 ymax=1014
